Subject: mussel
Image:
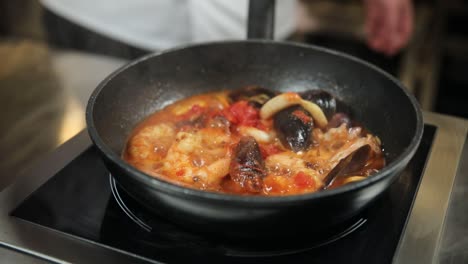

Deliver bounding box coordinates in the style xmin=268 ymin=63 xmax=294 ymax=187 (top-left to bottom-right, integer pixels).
xmin=273 ymin=105 xmax=314 ymax=152
xmin=300 ymin=90 xmax=352 ymax=129
xmin=323 ymin=140 xmax=376 ymax=189
xmin=229 ymin=136 xmax=266 ymax=193
xmin=228 ymin=85 xmax=277 ymax=108
xmin=300 ymin=90 xmax=352 ymax=120
xmin=299 ymin=90 xmax=337 ymax=119
xmin=258 ymin=91 xmax=328 ymax=152
xmin=260 ymin=92 xmax=328 ymax=128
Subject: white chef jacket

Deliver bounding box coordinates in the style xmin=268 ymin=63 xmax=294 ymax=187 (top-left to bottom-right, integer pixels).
xmin=40 ymin=0 xmax=298 ymax=51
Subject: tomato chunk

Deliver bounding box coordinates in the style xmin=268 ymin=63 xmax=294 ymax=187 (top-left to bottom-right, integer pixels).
xmin=294 ymin=171 xmax=315 ymax=188
xmin=224 ymin=100 xmax=259 ymax=127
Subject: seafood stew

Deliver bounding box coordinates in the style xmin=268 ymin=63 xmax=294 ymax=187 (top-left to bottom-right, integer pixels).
xmin=123 ymin=87 xmax=385 ymax=196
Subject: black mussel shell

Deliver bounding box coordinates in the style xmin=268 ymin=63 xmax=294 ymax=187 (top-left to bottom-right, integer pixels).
xmin=299 ymin=90 xmax=337 ymax=119
xmin=323 ymin=145 xmax=371 ymax=188
xmin=300 ymin=90 xmax=354 ymax=120
xmin=274 ymin=105 xmax=314 ymax=152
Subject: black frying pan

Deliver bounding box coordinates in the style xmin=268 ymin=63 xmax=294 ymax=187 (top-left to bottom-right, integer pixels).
xmin=86 ymin=0 xmax=423 ymax=239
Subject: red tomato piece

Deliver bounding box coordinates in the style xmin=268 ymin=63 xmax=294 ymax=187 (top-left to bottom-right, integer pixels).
xmin=294 ymin=171 xmax=315 ymax=188
xmin=225 ymin=100 xmax=259 ymax=127
xmin=292 ymin=110 xmax=313 ymax=123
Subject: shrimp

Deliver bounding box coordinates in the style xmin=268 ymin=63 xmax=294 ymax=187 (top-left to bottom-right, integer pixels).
xmin=161 ymin=127 xmax=232 ymax=187
xmin=265 ymin=152 xmax=323 ymax=190
xmin=126 ymin=123 xmax=175 ymax=161
xmin=266 ymin=153 xmax=318 ymax=176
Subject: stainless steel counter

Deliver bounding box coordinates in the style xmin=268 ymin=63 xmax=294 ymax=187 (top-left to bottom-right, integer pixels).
xmin=395 ymin=113 xmax=468 ymax=264
xmin=438 ymin=131 xmax=468 ymax=263
xmin=0 ymin=246 xmax=48 ymax=264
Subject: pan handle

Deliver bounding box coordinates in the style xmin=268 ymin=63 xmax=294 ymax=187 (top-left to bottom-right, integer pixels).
xmin=247 ymin=0 xmax=275 ymax=40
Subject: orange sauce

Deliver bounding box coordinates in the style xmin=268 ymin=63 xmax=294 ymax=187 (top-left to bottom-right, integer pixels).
xmin=123 ymin=90 xmax=385 ymax=195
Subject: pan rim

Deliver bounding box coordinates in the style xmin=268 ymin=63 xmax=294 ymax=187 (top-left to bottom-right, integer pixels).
xmin=86 ymin=39 xmax=424 ymax=205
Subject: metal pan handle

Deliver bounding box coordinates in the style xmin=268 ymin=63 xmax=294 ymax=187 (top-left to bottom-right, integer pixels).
xmin=247 ymin=0 xmax=275 ymax=40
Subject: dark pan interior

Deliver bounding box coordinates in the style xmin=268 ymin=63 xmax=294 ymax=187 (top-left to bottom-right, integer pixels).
xmin=89 ymin=41 xmax=419 ymax=166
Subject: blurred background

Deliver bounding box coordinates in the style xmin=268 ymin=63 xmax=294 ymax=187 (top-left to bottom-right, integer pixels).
xmin=0 ymin=0 xmax=466 ymax=189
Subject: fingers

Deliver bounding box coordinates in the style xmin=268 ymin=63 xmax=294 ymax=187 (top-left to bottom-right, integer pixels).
xmin=395 ymin=0 xmax=413 ymax=51
xmin=377 ymin=8 xmax=396 ymax=55
xmin=364 ymin=0 xmax=381 ymax=49
xmin=365 ymin=0 xmax=390 ymax=55
xmin=385 ymin=0 xmax=413 ymax=55
xmin=364 ymin=0 xmax=414 ymax=56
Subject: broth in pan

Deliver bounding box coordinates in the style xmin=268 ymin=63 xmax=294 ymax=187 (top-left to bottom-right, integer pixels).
xmin=123 ymin=86 xmax=385 ymax=195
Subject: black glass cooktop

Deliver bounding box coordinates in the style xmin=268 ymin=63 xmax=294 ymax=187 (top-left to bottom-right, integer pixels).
xmin=11 ymin=125 xmax=436 ymax=264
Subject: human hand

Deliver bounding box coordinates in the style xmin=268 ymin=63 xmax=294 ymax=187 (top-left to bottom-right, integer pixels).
xmin=364 ymin=0 xmax=413 ymax=56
